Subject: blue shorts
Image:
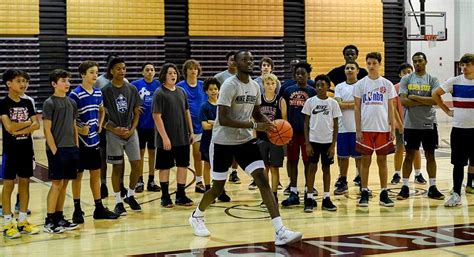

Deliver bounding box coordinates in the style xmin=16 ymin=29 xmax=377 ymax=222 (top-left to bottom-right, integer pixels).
xmin=337 ymin=132 xmax=361 ymax=158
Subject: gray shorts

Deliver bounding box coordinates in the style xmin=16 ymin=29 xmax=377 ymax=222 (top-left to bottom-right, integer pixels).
xmin=106 ymin=130 xmax=141 ymax=164
xmin=395 ymin=129 xmax=404 ymax=148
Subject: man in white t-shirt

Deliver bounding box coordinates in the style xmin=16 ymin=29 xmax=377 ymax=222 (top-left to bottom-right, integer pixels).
xmin=433 ymin=53 xmax=474 ymax=207
xmin=302 ymin=75 xmax=342 ymax=213
xmin=353 ymin=52 xmax=397 ymax=208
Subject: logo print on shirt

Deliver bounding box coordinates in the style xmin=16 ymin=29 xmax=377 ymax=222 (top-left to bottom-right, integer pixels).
xmin=289 ymin=91 xmax=310 ymax=107
xmin=312 ymin=105 xmax=329 ymax=115
xmin=139 ymin=87 xmax=152 ymax=107
xmin=116 ymin=94 xmax=128 ymax=113
xmin=362 ymin=88 xmax=384 ymax=105
xmin=9 ymin=107 xmax=29 ymax=139
xmin=235 ymin=95 xmax=257 ymax=104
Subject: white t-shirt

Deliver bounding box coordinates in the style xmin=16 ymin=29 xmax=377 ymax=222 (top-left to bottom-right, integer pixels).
xmin=212 ymin=76 xmax=261 ymax=145
xmin=353 ymin=76 xmax=397 ymax=132
xmin=441 ymin=74 xmax=474 ymax=128
xmin=301 ymin=96 xmax=342 ymax=144
xmin=334 ymin=81 xmax=356 ymax=133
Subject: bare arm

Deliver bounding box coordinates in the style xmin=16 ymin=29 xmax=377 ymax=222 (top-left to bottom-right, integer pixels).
xmin=304 ymin=114 xmax=313 ymax=156
xmin=10 ymin=115 xmax=40 ymax=135
xmin=186 ymin=109 xmax=194 ymax=143
xmin=43 ymin=119 xmax=57 ymax=154
xmin=400 ymin=94 xmax=424 ymax=107
xmin=130 ymin=106 xmax=141 ymax=132
xmin=388 ymin=98 xmax=396 ymax=140
xmin=408 ymin=95 xmax=437 ymax=105
xmin=73 ymin=119 xmax=79 ymax=147
xmin=354 ymin=97 xmax=363 ymax=142
xmin=201 ymin=120 xmax=213 ymax=130
xmin=279 ymin=97 xmax=288 ymax=120
xmin=0 ymin=116 xmax=32 ymax=134
xmin=153 ymin=112 xmax=171 ymax=150
xmin=98 ymin=105 xmax=105 ymax=133
xmin=432 ymin=87 xmax=453 ymax=116
xmin=335 ymin=97 xmax=355 ymax=110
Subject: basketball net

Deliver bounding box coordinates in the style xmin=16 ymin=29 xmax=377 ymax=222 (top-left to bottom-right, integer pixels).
xmin=425 ymin=34 xmax=438 ymax=48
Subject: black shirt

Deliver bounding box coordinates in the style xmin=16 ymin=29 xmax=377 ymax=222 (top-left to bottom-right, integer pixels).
xmin=327 ymin=65 xmax=368 ymax=86
xmin=0 ymin=97 xmax=35 ymax=154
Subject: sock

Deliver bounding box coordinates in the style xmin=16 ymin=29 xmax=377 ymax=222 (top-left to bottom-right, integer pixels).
xmin=362 ymin=187 xmax=368 ymax=192
xmin=120 ymin=182 xmax=125 ymax=190
xmin=304 ymin=186 xmax=308 ymax=193
xmin=429 ymin=178 xmax=436 ymax=186
xmin=403 ymin=178 xmax=409 ymax=187
xmin=148 ymin=175 xmax=155 ymax=184
xmin=46 ymin=213 xmax=55 ymax=223
xmin=196 ymin=176 xmax=203 ymax=183
xmin=453 ymin=165 xmax=464 ymax=195
xmin=177 ymin=183 xmax=186 ymax=197
xmin=307 ymin=193 xmax=314 ymax=199
xmin=272 ymin=217 xmax=284 ymax=233
xmin=16 ymin=193 xmax=20 ymax=204
xmin=115 ymin=192 xmax=122 ymax=204
xmin=4 ymin=214 xmax=12 ymax=223
xmin=73 ymin=198 xmax=81 ymax=210
xmin=18 ymin=212 xmax=28 ymax=223
xmin=160 ymin=182 xmax=170 ymax=196
xmin=194 ymin=207 xmax=204 ymax=217
xmin=290 ymin=187 xmax=298 ymax=194
xmin=395 ymin=171 xmax=400 ymax=175
xmin=467 ymin=173 xmax=474 ymax=188
xmin=205 ymin=184 xmax=211 ymax=191
xmin=55 ymin=211 xmax=63 ymax=221
xmin=94 ymin=199 xmax=103 ymax=208
xmin=415 ymin=169 xmax=421 ymax=176
xmin=341 ymin=176 xmax=347 ymax=183
xmin=232 ymin=169 xmax=237 ymax=173
xmin=101 ymin=178 xmax=106 ymax=184
xmin=323 ymin=192 xmax=330 ymax=199
xmin=137 ymin=176 xmax=143 ymax=183
xmin=127 ymin=188 xmax=135 ymax=198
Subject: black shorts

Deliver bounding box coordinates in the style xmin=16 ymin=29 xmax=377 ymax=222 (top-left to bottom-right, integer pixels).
xmin=200 ymin=149 xmax=210 ymax=163
xmin=138 ymin=128 xmax=155 ymax=149
xmin=257 ymin=139 xmax=284 ymax=167
xmin=451 ymin=127 xmax=474 ymax=166
xmin=309 ymin=142 xmax=334 ymax=166
xmin=155 ymin=145 xmax=190 ymax=169
xmin=78 ymin=141 xmax=101 ymax=172
xmin=47 ymin=147 xmax=79 ymax=180
xmin=99 ymin=130 xmax=107 ymax=148
xmin=404 ymin=124 xmax=438 ymax=151
xmin=210 ymin=139 xmax=265 ymax=181
xmin=0 ymin=149 xmax=34 ymax=180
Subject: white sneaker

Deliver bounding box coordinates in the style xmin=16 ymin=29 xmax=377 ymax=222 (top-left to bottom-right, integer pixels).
xmin=189 ymin=213 xmax=210 ymax=237
xmin=275 ymin=226 xmax=303 ymax=246
xmin=444 ymin=192 xmax=462 ymax=207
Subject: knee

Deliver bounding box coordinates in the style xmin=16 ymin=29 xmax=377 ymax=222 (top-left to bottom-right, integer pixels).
xmin=51 ymin=180 xmax=63 ymax=189
xmin=425 ymin=152 xmax=436 ymax=162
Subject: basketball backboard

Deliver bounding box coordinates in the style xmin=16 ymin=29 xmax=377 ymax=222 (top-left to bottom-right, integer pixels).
xmin=405 ymin=11 xmax=447 ymax=41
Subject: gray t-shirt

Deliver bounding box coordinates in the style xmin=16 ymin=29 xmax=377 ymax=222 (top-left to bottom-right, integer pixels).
xmin=101 ymin=82 xmax=141 ymax=128
xmin=42 ymin=95 xmax=78 ymax=150
xmin=153 ymin=86 xmax=190 ymax=147
xmin=212 ymin=76 xmax=262 ymax=145
xmin=399 ymin=73 xmax=439 ymax=129
xmin=94 ymin=74 xmax=129 ymax=89
xmin=214 ymin=70 xmax=236 ymax=85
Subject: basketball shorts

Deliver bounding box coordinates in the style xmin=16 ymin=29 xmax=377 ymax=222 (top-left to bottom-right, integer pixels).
xmin=356 ymin=132 xmax=395 ymax=156
xmin=1 ymin=149 xmax=34 ymax=180
xmin=78 ymin=141 xmax=101 ymax=172
xmin=47 ymin=147 xmax=79 ymax=180
xmin=404 ymin=125 xmax=438 ymax=151
xmin=138 ymin=128 xmax=156 ymax=150
xmin=155 ymin=145 xmax=190 ymax=169
xmin=451 ymin=127 xmax=474 ymax=166
xmin=337 ymin=132 xmax=361 ymax=159
xmin=286 ymin=132 xmax=309 ymax=162
xmin=309 ymin=142 xmax=334 ymax=166
xmin=106 ymin=131 xmax=141 ymax=164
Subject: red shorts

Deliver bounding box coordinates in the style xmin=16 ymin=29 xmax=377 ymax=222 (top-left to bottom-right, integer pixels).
xmin=286 ymin=132 xmax=309 ymax=162
xmin=356 ymin=132 xmax=395 ymax=156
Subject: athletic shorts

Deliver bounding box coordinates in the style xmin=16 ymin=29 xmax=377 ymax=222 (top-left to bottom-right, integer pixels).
xmin=337 ymin=132 xmax=361 ymax=158
xmin=193 ymin=133 xmax=202 ymax=143
xmin=106 ymin=131 xmax=141 ymax=164
xmin=257 ymin=139 xmax=284 ymax=167
xmin=138 ymin=128 xmax=156 ymax=149
xmin=99 ymin=130 xmax=107 ymax=148
xmin=47 ymin=147 xmax=79 ymax=180
xmin=356 ymin=132 xmax=395 ymax=156
xmin=286 ymin=132 xmax=309 ymax=162
xmin=451 ymin=127 xmax=474 ymax=166
xmin=309 ymin=142 xmax=334 ymax=166
xmin=78 ymin=141 xmax=101 ymax=172
xmin=1 ymin=149 xmax=34 ymax=180
xmin=395 ymin=129 xmax=404 ymax=148
xmin=210 ymin=139 xmax=265 ymax=180
xmin=155 ymin=145 xmax=190 ymax=169
xmin=201 ymin=148 xmax=210 ymax=163
xmin=404 ymin=125 xmax=438 ymax=151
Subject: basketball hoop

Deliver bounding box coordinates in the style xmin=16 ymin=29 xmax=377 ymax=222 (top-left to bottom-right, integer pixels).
xmin=424 ymin=34 xmax=438 ymax=48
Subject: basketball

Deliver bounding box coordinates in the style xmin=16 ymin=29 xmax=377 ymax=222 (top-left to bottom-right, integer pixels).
xmin=267 ymin=119 xmax=293 ymax=146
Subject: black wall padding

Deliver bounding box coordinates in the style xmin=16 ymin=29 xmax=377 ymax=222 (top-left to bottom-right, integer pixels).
xmin=383 ymin=0 xmax=407 ymax=83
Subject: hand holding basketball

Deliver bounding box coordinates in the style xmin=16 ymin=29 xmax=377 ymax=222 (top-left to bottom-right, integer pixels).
xmin=267 ymin=119 xmax=293 ymax=146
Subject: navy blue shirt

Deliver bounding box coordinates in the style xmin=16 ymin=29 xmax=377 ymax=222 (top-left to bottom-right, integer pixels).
xmin=199 ymin=101 xmax=217 ymax=155
xmin=281 ymin=79 xmax=315 ymax=94
xmin=282 ymin=84 xmax=317 ymax=133
xmin=177 ymin=80 xmax=207 ymax=134
xmin=131 ymin=79 xmax=161 ymax=129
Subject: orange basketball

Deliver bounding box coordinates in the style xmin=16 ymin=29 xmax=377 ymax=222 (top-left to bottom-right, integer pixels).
xmin=267 ymin=119 xmax=293 ymax=146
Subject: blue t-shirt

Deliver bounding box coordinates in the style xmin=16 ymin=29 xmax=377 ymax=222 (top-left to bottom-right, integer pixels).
xmin=282 ymin=84 xmax=317 ymax=133
xmin=177 ymin=80 xmax=207 ymax=134
xmin=281 ymin=79 xmax=315 ymax=93
xmin=199 ymin=101 xmax=217 ymax=155
xmin=131 ymin=78 xmax=161 ymax=129
xmin=69 ymin=86 xmax=103 ymax=147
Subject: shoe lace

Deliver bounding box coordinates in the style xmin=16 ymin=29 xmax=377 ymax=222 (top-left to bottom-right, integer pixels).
xmin=194 ymin=216 xmax=207 ymax=229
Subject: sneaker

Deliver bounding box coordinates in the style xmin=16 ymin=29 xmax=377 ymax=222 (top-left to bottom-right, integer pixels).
xmin=189 ymin=212 xmax=210 ymax=237
xmin=161 ymin=195 xmax=174 ymax=208
xmin=312 ymin=188 xmax=318 ymax=196
xmin=124 ymin=195 xmax=142 ymax=211
xmin=278 ymin=182 xmax=283 ymax=190
xmin=93 ymin=206 xmax=119 ymax=220
xmin=195 ymin=182 xmax=206 ymax=193
xmin=358 ymin=190 xmax=369 ymax=207
xmin=275 ymin=226 xmax=303 ymax=246
xmin=14 ymin=202 xmax=31 ymax=215
xmin=147 ymin=181 xmax=161 ymax=192
xmin=466 ymin=186 xmax=474 ymax=194
xmin=397 ymin=185 xmax=410 ymax=200
xmin=322 ymin=197 xmax=337 ymax=211
xmin=72 ymin=209 xmax=85 ymax=224
xmin=334 ymin=176 xmax=343 ymax=187
xmin=281 ymin=192 xmax=300 ymax=207
xmin=353 ymin=175 xmax=361 ymax=186
xmin=114 ymin=203 xmax=127 ymax=216
xmin=228 ymin=170 xmax=241 ymax=184
xmin=120 ymin=185 xmax=128 ymax=198
xmin=428 ymin=185 xmax=445 ymax=200
xmin=391 ymin=173 xmax=401 ymax=184
xmin=135 ymin=182 xmax=144 ymax=193
xmin=17 ymin=220 xmax=39 ymax=235
xmin=444 ymin=192 xmax=462 ymax=207
xmin=283 ymin=185 xmax=291 ymax=195
xmin=176 ymin=195 xmax=194 ymax=206
xmin=100 ymin=183 xmax=109 ymax=199
xmin=303 ymin=198 xmax=316 ymax=213
xmin=248 ymin=181 xmax=257 ymax=190
xmin=217 ymin=191 xmax=231 ymax=202
xmin=379 ymin=190 xmax=395 ymax=207
xmin=414 ymin=174 xmax=427 ymax=184
xmin=57 ymin=216 xmax=79 ymax=231
xmin=3 ymin=222 xmax=20 ymax=239
xmin=334 ymin=181 xmax=348 ymax=195
xmin=43 ymin=218 xmax=65 ymax=234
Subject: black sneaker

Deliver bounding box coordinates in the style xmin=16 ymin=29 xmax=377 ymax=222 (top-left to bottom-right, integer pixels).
xmin=379 ymin=190 xmax=395 ymax=207
xmin=397 ymin=185 xmax=410 ymax=200
xmin=228 ymin=170 xmax=241 ymax=184
xmin=114 ymin=203 xmax=127 ymax=216
xmin=161 ymin=195 xmax=174 ymax=208
xmin=334 ymin=181 xmax=348 ymax=195
xmin=147 ymin=181 xmax=161 ymax=192
xmin=334 ymin=176 xmax=343 ymax=187
xmin=391 ymin=173 xmax=401 ymax=184
xmin=93 ymin=206 xmax=119 ymax=220
xmin=312 ymin=188 xmax=319 ymax=196
xmin=322 ymin=197 xmax=337 ymax=211
xmin=414 ymin=174 xmax=427 ymax=184
xmin=303 ymin=198 xmax=316 ymax=213
xmin=217 ymin=191 xmax=231 ymax=202
xmin=176 ymin=195 xmax=194 ymax=206
xmin=135 ymin=182 xmax=144 ymax=193
xmin=358 ymin=190 xmax=369 ymax=207
xmin=283 ymin=185 xmax=291 ymax=195
xmin=57 ymin=215 xmax=79 ymax=230
xmin=353 ymin=175 xmax=361 ymax=186
xmin=100 ymin=183 xmax=109 ymax=199
xmin=282 ymin=192 xmax=300 ymax=207
xmin=195 ymin=181 xmax=206 ymax=193
xmin=248 ymin=181 xmax=257 ymax=190
xmin=428 ymin=185 xmax=445 ymax=200
xmin=43 ymin=217 xmax=64 ymax=234
xmin=124 ymin=195 xmax=142 ymax=211
xmin=358 ymin=187 xmax=373 ymax=197
xmin=120 ymin=185 xmax=128 ymax=198
xmin=72 ymin=209 xmax=85 ymax=224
